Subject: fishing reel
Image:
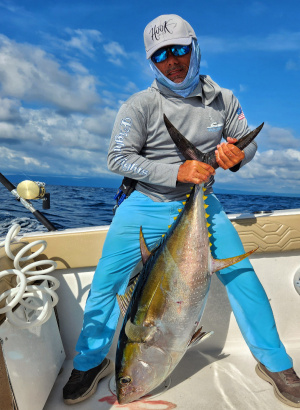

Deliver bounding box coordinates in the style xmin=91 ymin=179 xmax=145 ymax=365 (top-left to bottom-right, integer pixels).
xmin=16 ymin=180 xmax=51 ymax=210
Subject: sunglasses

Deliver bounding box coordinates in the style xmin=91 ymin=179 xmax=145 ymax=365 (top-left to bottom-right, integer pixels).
xmin=151 ymin=45 xmax=191 ymax=63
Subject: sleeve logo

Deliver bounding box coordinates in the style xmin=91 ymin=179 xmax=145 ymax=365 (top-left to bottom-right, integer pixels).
xmin=237 ymin=107 xmax=245 ymax=121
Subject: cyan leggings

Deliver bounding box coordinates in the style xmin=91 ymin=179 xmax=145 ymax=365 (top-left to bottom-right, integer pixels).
xmin=74 ymin=191 xmax=292 ymax=372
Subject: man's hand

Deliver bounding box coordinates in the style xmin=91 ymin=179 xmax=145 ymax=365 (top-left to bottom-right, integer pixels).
xmin=215 ymin=138 xmax=245 ymax=170
xmin=177 ymin=160 xmax=215 ymax=184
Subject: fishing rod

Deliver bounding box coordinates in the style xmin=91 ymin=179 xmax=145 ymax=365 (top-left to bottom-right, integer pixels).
xmin=0 ymin=172 xmax=57 ymax=231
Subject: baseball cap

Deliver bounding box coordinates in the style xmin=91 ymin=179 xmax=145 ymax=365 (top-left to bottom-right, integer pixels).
xmin=144 ymin=14 xmax=197 ymax=59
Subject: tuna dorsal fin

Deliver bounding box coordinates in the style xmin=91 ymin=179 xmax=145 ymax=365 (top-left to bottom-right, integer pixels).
xmin=188 ymin=327 xmax=214 ymax=349
xmin=125 ymin=319 xmax=157 ymax=343
xmin=163 ymin=114 xmax=205 ymax=162
xmin=139 ymin=227 xmax=152 ymax=264
xmin=211 ymin=247 xmax=258 ymax=274
xmin=117 ymin=275 xmax=140 ymax=317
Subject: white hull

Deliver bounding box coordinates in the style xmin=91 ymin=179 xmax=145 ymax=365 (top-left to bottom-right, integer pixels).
xmin=1 ymin=208 xmax=300 ymax=409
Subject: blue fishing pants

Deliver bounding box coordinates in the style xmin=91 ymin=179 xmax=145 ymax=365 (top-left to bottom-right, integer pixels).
xmin=74 ymin=191 xmax=292 ymax=372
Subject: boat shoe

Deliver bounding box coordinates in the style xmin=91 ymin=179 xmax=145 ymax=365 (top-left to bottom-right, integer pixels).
xmin=63 ymin=358 xmax=113 ymax=405
xmin=256 ymin=362 xmax=300 ymax=408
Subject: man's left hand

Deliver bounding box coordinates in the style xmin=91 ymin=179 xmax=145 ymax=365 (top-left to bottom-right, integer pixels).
xmin=215 ymin=138 xmax=245 ymax=170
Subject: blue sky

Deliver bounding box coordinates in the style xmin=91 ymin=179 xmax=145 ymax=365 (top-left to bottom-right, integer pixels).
xmin=0 ymin=0 xmax=299 ymax=195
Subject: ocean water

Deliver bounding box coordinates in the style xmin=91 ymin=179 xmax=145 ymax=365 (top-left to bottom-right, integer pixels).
xmin=1 ymin=184 xmax=300 ymax=236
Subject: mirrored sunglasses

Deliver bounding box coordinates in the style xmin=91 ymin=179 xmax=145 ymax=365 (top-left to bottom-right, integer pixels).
xmin=151 ymin=45 xmax=191 ymax=63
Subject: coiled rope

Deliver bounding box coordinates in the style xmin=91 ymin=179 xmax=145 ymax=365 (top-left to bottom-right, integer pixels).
xmin=0 ymin=224 xmax=59 ymax=328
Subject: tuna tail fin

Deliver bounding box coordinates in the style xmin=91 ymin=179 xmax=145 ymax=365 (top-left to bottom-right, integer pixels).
xmin=163 ymin=114 xmax=264 ymax=169
xmin=211 ymin=247 xmax=258 ymax=274
xmin=163 ymin=114 xmax=206 ymax=162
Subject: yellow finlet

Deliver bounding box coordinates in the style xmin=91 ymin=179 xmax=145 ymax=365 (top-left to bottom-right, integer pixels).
xmin=204 ymin=204 xmax=209 ymax=209
xmin=178 ymin=208 xmax=182 ymax=213
xmin=186 ymin=194 xmax=190 ymax=198
xmin=203 ymin=195 xmax=208 ymax=200
xmin=162 ymin=234 xmax=165 ymax=238
xmin=205 ymin=213 xmax=210 ymax=218
xmin=203 ymin=187 xmax=207 ymax=192
xmin=210 ymin=242 xmax=212 ymax=247
xmin=182 ymin=201 xmax=186 ymax=205
xmin=168 ymin=225 xmax=172 ymax=229
xmin=208 ymin=232 xmax=212 ymax=237
xmin=206 ymin=222 xmax=210 ymax=228
xmin=174 ymin=216 xmax=178 ymax=220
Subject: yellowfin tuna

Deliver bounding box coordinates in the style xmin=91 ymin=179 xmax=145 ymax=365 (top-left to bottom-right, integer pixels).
xmin=115 ymin=115 xmax=262 ymax=404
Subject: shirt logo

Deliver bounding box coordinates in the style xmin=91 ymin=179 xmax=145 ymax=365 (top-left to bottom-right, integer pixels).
xmin=237 ymin=107 xmax=245 ymax=120
xmin=207 ymin=122 xmax=223 ymax=132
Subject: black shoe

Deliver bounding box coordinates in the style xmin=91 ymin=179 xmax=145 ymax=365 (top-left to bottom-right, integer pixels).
xmin=63 ymin=358 xmax=113 ymax=404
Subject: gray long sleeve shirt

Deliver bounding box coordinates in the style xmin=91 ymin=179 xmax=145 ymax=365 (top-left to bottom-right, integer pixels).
xmin=107 ymin=75 xmax=257 ymax=202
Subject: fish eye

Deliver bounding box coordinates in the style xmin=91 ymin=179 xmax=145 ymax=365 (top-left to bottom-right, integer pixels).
xmin=120 ymin=376 xmax=132 ymax=385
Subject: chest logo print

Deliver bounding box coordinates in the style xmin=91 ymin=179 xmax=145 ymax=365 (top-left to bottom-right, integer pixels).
xmin=207 ymin=122 xmax=223 ymax=132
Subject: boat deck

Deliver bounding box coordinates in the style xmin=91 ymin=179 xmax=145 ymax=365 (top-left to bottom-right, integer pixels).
xmin=45 ymin=347 xmax=300 ymax=410
xmin=44 ymin=257 xmax=300 ymax=410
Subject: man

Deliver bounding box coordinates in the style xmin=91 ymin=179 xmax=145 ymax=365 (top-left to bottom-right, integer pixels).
xmin=63 ymin=14 xmax=300 ymax=407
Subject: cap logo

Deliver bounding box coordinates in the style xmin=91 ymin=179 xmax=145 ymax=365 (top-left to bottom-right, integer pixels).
xmin=149 ymin=19 xmax=177 ymax=42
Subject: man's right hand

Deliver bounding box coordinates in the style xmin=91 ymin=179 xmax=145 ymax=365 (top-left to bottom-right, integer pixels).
xmin=177 ymin=160 xmax=215 ymax=184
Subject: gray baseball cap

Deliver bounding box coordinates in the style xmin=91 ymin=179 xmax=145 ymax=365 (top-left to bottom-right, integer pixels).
xmin=144 ymin=14 xmax=197 ymax=59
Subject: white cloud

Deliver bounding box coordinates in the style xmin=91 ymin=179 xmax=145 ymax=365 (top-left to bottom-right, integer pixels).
xmin=0 ymin=146 xmax=50 ymax=171
xmin=83 ymin=107 xmax=117 ymax=136
xmin=102 ymin=40 xmax=142 ymax=68
xmin=0 ymin=35 xmax=100 ymax=113
xmin=63 ymin=28 xmax=102 ymax=57
xmin=68 ymin=60 xmax=89 ymax=74
xmin=215 ymin=146 xmax=300 ymax=195
xmin=123 ymin=81 xmax=139 ymax=93
xmin=0 ymin=98 xmax=21 ymax=121
xmin=0 ymin=102 xmax=115 ymax=178
xmin=103 ymin=41 xmax=127 ymax=66
xmin=257 ymin=123 xmax=300 ymax=151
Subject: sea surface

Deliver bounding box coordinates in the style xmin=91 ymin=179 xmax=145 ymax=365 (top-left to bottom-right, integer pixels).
xmin=1 ymin=184 xmax=300 ymax=236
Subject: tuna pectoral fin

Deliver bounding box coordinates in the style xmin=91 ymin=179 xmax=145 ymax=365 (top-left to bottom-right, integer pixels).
xmin=125 ymin=319 xmax=157 ymax=343
xmin=188 ymin=327 xmax=214 ymax=349
xmin=211 ymin=247 xmax=258 ymax=273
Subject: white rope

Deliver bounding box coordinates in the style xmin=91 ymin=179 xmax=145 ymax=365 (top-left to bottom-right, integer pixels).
xmin=0 ymin=224 xmax=59 ymax=328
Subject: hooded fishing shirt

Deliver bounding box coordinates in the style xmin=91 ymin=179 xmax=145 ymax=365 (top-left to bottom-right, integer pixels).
xmin=107 ymin=75 xmax=257 ymax=202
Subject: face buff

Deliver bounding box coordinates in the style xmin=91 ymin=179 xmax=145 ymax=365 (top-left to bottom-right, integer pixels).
xmin=149 ymin=39 xmax=201 ymax=98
